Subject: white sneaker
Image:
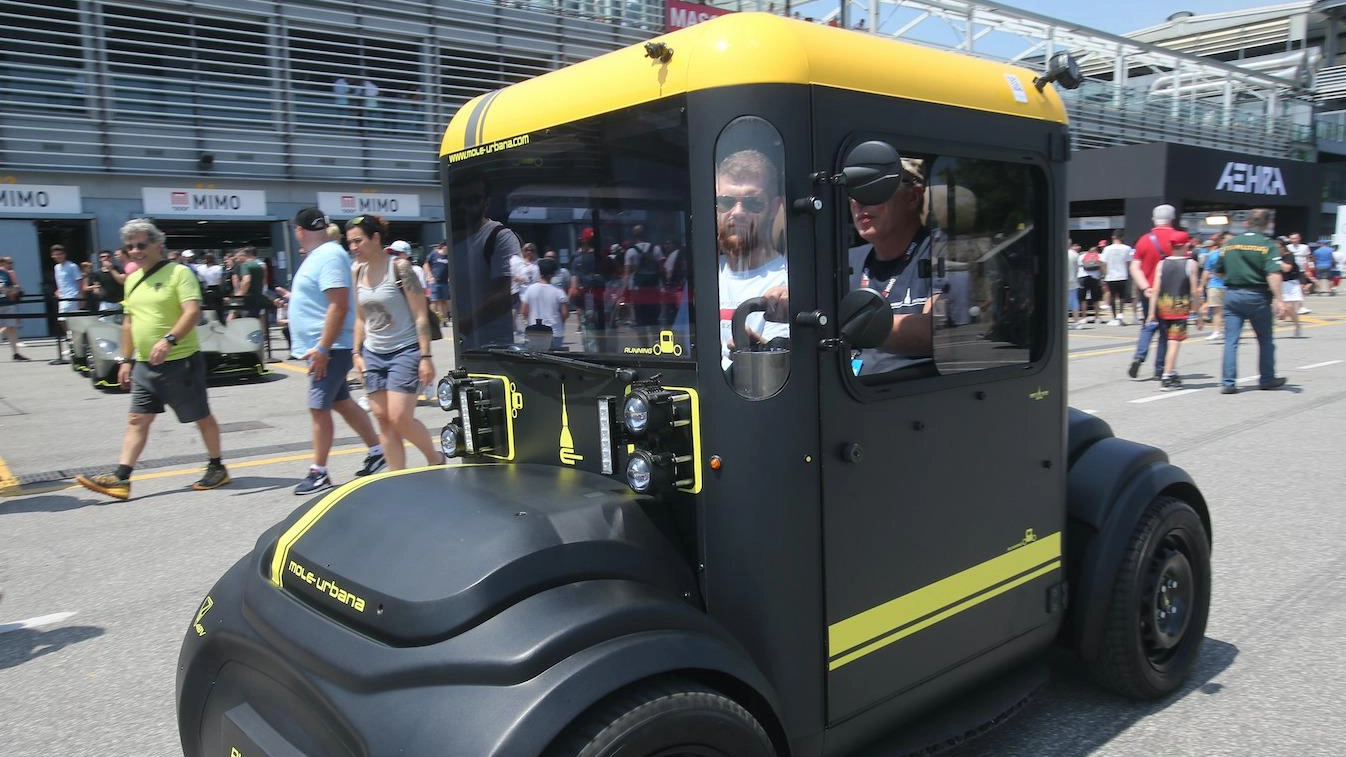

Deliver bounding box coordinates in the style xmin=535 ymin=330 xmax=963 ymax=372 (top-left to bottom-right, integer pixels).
xmin=1107 ymin=319 xmax=1121 ymax=326
xmin=356 ymin=394 xmax=371 ymax=411
xmin=1298 ymin=306 xmax=1311 ymax=314
xmin=1205 ymin=331 xmax=1223 ymax=341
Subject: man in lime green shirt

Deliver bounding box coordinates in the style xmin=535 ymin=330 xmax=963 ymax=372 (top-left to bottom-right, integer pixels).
xmin=75 ymin=219 xmax=230 ymax=500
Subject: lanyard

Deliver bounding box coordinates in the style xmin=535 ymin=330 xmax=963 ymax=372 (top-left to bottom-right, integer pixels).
xmin=859 ymin=235 xmax=923 ymax=297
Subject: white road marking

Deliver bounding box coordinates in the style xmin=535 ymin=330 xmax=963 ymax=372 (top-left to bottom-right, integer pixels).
xmin=1296 ymin=360 xmax=1342 ymax=370
xmin=1129 ymin=375 xmax=1263 ymax=404
xmin=1130 ymin=389 xmax=1204 ymax=404
xmin=0 ymin=611 xmax=77 ymax=635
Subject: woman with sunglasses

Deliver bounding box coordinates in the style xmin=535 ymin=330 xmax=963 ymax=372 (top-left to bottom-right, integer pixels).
xmin=347 ymin=215 xmax=443 ymax=470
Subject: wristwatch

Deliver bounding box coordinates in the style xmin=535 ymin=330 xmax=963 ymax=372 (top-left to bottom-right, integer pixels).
xmin=162 ymin=333 xmax=178 ymax=345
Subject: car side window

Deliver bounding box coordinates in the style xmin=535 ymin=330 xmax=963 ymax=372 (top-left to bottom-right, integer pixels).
xmin=845 ymin=152 xmax=1044 ymax=382
xmin=715 ymin=117 xmax=790 ymax=399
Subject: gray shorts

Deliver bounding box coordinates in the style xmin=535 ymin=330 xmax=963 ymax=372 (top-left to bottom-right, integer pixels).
xmin=361 ymin=344 xmax=421 ymax=395
xmin=130 ymin=352 xmax=211 ymax=423
xmin=0 ymin=304 xmax=16 ymax=328
xmin=307 ymin=348 xmax=353 ymax=410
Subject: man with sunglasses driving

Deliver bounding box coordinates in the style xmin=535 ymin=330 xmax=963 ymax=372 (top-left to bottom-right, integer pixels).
xmin=846 ymin=155 xmax=937 ymax=376
xmin=716 ymin=148 xmax=789 ymax=370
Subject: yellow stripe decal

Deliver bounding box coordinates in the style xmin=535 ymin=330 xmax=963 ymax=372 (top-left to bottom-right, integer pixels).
xmin=827 ymin=532 xmax=1061 ymax=670
xmin=268 ymin=466 xmax=453 ymax=587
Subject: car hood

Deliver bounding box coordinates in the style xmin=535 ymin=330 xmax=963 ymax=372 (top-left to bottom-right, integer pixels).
xmin=264 ymin=464 xmax=695 ymax=646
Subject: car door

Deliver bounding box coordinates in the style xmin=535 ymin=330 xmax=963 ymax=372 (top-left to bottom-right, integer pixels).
xmin=815 ymin=135 xmax=1068 ymax=723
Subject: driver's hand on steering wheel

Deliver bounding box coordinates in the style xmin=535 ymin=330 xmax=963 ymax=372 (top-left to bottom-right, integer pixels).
xmin=762 ymin=286 xmax=789 ymax=322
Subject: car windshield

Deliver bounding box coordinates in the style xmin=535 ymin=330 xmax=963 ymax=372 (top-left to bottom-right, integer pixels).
xmin=444 ymin=98 xmax=693 ymax=361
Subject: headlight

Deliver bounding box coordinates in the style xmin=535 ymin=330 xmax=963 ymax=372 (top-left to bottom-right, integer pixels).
xmin=625 ymin=451 xmax=654 ymax=493
xmin=246 ymin=330 xmax=263 ymax=344
xmin=436 ymin=378 xmax=457 ymax=411
xmin=623 ymin=394 xmax=650 ymax=435
xmin=439 ymin=423 xmax=461 ymax=458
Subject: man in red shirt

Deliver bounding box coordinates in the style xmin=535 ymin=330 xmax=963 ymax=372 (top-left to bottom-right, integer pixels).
xmin=1127 ymin=204 xmax=1192 ymax=379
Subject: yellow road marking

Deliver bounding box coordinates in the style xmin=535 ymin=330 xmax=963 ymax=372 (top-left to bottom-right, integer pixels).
xmin=0 ymin=454 xmax=18 ymax=493
xmin=269 ymin=361 xmax=308 ymax=375
xmin=1 ymin=444 xmax=459 ymax=497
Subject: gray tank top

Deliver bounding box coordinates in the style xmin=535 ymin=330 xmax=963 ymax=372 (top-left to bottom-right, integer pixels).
xmin=358 ymin=258 xmax=419 ymax=354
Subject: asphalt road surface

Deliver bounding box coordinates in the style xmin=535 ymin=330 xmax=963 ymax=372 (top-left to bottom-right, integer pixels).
xmin=2 ymin=297 xmax=1344 ymax=757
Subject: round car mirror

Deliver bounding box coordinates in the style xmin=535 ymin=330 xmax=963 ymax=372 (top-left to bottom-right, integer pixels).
xmin=841 ymin=140 xmax=906 ymax=207
xmin=838 ymin=288 xmax=892 ymax=349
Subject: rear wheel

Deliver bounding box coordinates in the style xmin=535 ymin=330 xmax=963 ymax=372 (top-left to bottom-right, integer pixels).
xmin=548 ymin=679 xmax=775 ymax=757
xmin=1090 ymin=495 xmax=1211 ymax=699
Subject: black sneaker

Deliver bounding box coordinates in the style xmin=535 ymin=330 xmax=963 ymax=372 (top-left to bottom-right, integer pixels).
xmin=12 ymin=353 xmax=30 ymax=361
xmin=355 ymin=451 xmax=387 ymax=477
xmin=1160 ymin=375 xmax=1182 ymax=390
xmin=192 ymin=463 xmax=231 ymax=491
xmin=1127 ymin=359 xmax=1141 ymax=379
xmin=1259 ymin=377 xmax=1287 ymax=390
xmin=294 ymin=469 xmax=334 ymax=496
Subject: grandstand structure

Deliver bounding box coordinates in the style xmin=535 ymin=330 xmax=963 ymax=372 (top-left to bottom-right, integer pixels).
xmin=0 ymin=0 xmax=1342 ymax=309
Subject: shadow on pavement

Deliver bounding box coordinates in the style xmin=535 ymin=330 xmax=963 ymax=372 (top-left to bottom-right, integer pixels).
xmin=939 ymin=637 xmax=1239 ymax=757
xmin=225 ymin=475 xmax=302 ymax=494
xmin=0 ymin=624 xmax=106 ymax=670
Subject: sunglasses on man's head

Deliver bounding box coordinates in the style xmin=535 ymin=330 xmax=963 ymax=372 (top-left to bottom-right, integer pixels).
xmin=717 ymin=194 xmax=767 ymax=213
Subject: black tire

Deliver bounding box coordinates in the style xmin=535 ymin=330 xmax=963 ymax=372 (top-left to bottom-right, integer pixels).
xmin=547 ymin=679 xmax=775 ymax=757
xmin=1090 ymin=495 xmax=1211 ymax=699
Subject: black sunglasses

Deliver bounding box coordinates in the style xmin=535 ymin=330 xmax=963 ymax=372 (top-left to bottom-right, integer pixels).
xmin=717 ymin=194 xmax=767 ymax=213
xmin=127 ymin=241 xmax=153 ymax=250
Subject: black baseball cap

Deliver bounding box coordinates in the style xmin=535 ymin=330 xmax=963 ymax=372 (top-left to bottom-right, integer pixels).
xmin=294 ymin=207 xmax=329 ymax=231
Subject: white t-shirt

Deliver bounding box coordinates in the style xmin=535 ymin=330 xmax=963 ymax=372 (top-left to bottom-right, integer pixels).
xmin=1065 ymin=249 xmax=1080 ymax=293
xmin=1101 ymin=243 xmax=1133 ymax=282
xmin=1287 ymin=242 xmax=1311 ymax=272
xmin=718 ymin=254 xmax=788 ymax=369
xmin=199 ymin=264 xmax=223 ymax=287
xmin=520 ymin=280 xmax=567 ymax=330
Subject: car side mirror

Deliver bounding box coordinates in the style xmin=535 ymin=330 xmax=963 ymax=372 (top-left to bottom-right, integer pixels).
xmin=838 ymin=288 xmax=892 ymax=349
xmin=841 ymin=140 xmax=906 ymax=207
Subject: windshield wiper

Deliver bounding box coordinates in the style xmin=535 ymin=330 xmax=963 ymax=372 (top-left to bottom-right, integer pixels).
xmin=476 ymin=345 xmax=637 ymax=382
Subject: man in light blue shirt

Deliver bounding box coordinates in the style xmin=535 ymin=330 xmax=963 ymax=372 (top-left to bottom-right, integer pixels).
xmin=288 ymin=207 xmax=383 ymax=495
xmin=51 ymin=244 xmax=84 ymax=359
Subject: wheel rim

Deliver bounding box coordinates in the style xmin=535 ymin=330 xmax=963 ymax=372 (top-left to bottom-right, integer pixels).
xmin=1141 ymin=532 xmax=1196 ymax=665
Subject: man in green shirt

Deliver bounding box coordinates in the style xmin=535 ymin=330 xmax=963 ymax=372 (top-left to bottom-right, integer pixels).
xmin=1213 ymin=208 xmax=1286 ymax=394
xmin=75 ymin=219 xmax=230 ymax=500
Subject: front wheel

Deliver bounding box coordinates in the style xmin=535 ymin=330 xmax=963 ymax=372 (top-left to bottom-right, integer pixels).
xmin=547 ymin=679 xmax=775 ymax=757
xmin=1090 ymin=495 xmax=1211 ymax=699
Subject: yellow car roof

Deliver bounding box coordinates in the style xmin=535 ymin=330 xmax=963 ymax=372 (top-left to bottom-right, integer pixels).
xmin=442 ymin=12 xmax=1067 ymax=158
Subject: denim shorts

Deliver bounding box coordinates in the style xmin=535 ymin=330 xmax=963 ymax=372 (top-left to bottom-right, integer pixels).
xmin=307 ymin=348 xmax=354 ymax=410
xmin=130 ymin=352 xmax=211 ymax=423
xmin=362 ymin=343 xmax=421 ymax=395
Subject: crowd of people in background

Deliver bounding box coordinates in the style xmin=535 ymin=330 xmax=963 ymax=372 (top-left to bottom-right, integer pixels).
xmin=1067 ymin=204 xmax=1345 ymax=391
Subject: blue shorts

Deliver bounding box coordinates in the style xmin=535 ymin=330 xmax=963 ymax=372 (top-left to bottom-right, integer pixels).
xmin=1067 ymin=289 xmax=1079 ymax=312
xmin=307 ymin=348 xmax=354 ymax=410
xmin=430 ymin=283 xmax=450 ymax=302
xmin=361 ymin=343 xmax=421 ymax=395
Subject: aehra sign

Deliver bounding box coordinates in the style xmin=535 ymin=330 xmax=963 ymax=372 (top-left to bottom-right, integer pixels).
xmin=142 ymin=187 xmax=267 ymax=216
xmin=1215 ymin=162 xmax=1287 ymax=196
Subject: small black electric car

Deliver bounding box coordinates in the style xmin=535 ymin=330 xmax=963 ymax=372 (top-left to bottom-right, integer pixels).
xmin=178 ymin=14 xmax=1210 ymax=757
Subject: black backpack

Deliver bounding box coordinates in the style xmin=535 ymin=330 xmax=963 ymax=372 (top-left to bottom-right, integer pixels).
xmin=630 ymin=242 xmax=661 ymax=287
